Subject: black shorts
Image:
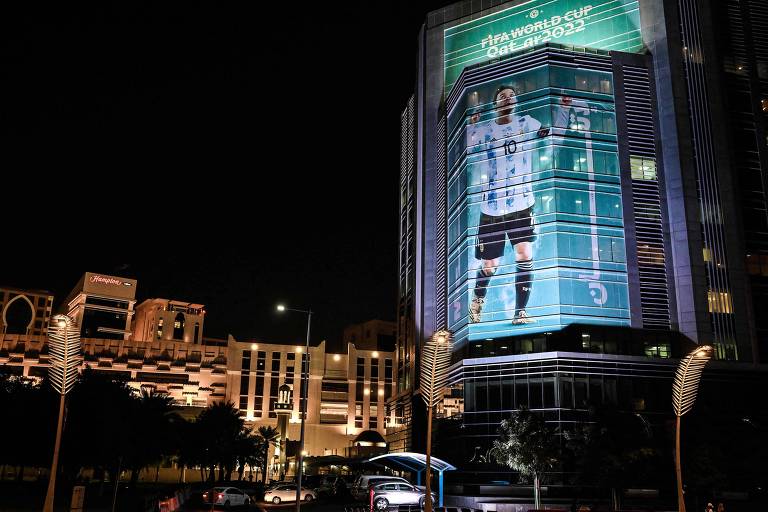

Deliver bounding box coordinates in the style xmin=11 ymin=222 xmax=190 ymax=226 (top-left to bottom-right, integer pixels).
xmin=475 ymin=207 xmax=535 ymax=260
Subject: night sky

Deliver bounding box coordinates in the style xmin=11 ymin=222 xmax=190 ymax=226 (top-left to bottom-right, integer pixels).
xmin=2 ymin=1 xmax=452 ymax=350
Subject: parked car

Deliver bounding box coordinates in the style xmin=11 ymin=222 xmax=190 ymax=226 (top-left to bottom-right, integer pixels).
xmin=351 ymin=475 xmax=411 ymax=501
xmin=263 ymin=483 xmax=317 ymax=504
xmin=370 ymin=481 xmax=436 ymax=511
xmin=315 ymin=475 xmax=349 ymax=497
xmin=201 ymin=487 xmax=251 ymax=508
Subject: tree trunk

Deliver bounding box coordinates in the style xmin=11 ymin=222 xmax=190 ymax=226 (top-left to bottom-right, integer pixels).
xmin=129 ymin=468 xmax=139 ymax=489
xmin=611 ymin=487 xmax=621 ymax=511
xmin=209 ymin=464 xmax=216 ymax=483
xmin=16 ymin=464 xmax=24 ymax=482
xmin=262 ymin=450 xmax=269 ymax=484
xmin=200 ymin=466 xmax=206 ymax=483
xmin=155 ymin=464 xmax=160 ymax=483
xmin=424 ymin=405 xmax=434 ymax=512
xmin=534 ymin=473 xmax=541 ymax=510
xmin=237 ymin=463 xmax=245 ymax=481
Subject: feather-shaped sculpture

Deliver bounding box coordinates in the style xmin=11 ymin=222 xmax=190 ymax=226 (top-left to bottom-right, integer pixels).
xmin=672 ymin=345 xmax=713 ymax=417
xmin=672 ymin=345 xmax=713 ymax=512
xmin=420 ymin=330 xmax=453 ymax=408
xmin=420 ymin=330 xmax=453 ymax=512
xmin=44 ymin=314 xmax=82 ymax=512
xmin=48 ymin=314 xmax=82 ymax=395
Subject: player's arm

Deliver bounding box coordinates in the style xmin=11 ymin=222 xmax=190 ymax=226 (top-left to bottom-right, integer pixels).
xmin=521 ymin=114 xmax=548 ymax=138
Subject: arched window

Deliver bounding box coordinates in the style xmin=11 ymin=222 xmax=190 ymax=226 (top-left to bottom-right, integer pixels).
xmin=173 ymin=312 xmax=185 ymax=340
xmin=3 ymin=295 xmax=35 ymax=335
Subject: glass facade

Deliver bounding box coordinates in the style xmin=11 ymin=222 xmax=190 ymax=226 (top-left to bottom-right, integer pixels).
xmin=443 ymin=0 xmax=644 ymax=92
xmin=447 ymin=64 xmax=629 ymax=346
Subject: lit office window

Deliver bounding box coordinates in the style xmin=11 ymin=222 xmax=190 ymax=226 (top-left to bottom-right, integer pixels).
xmin=708 ymin=290 xmax=733 ymax=314
xmin=630 ymin=156 xmax=657 ymax=180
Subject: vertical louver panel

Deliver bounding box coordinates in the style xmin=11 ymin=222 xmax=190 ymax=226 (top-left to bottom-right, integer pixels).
xmin=622 ymin=65 xmax=672 ymax=329
xmin=435 ymin=114 xmax=448 ymax=331
xmin=678 ymin=0 xmax=739 ymax=358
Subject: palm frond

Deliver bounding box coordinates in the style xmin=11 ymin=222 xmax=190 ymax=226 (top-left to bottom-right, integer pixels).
xmin=420 ymin=330 xmax=453 ymax=408
xmin=672 ymin=345 xmax=713 ymax=417
xmin=48 ymin=314 xmax=82 ymax=395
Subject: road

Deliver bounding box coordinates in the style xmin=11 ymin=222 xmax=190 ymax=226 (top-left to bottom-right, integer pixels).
xmin=182 ymin=496 xmax=365 ymax=512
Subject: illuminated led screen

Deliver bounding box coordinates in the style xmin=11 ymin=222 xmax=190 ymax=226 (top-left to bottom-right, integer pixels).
xmin=446 ymin=64 xmax=630 ymax=343
xmin=444 ymin=0 xmax=643 ymax=92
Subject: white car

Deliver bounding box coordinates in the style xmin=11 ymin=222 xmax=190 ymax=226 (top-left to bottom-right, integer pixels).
xmin=264 ymin=484 xmax=317 ymax=504
xmin=371 ymin=482 xmax=436 ymax=510
xmin=351 ymin=475 xmax=411 ymax=501
xmin=202 ymin=486 xmax=251 ymax=508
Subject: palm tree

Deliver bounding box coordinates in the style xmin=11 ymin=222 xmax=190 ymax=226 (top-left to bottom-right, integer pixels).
xmin=256 ymin=426 xmax=279 ymax=483
xmin=491 ymin=407 xmax=559 ymax=510
xmin=196 ymin=402 xmax=245 ymax=482
xmin=127 ymin=389 xmax=179 ymax=488
xmin=234 ymin=430 xmax=261 ymax=481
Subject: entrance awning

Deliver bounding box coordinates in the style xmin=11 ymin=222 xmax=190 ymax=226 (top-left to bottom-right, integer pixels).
xmin=366 ymin=452 xmax=456 ymax=507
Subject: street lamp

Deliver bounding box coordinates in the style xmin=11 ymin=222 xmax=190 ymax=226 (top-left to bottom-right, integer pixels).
xmin=672 ymin=344 xmax=713 ymax=512
xmin=44 ymin=315 xmax=82 ymax=512
xmin=276 ymin=304 xmax=312 ymax=511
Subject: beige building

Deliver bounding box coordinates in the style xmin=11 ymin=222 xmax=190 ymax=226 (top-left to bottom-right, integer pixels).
xmin=0 ymin=334 xmax=227 ymax=409
xmin=132 ymin=298 xmax=205 ymax=343
xmin=342 ymin=319 xmax=396 ymax=351
xmin=226 ymin=336 xmax=394 ymax=475
xmin=0 ymin=286 xmax=54 ymax=336
xmin=62 ymin=272 xmax=137 ymax=340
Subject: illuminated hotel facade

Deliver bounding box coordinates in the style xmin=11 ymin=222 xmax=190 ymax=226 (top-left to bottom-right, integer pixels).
xmin=0 ymin=272 xmax=395 ymax=474
xmin=390 ymin=0 xmax=768 ymax=479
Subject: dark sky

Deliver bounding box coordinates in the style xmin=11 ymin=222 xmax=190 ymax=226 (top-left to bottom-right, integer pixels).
xmin=2 ymin=1 xmax=451 ymax=349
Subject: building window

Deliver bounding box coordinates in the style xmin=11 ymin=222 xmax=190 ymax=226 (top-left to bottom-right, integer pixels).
xmin=630 ymin=156 xmax=657 ymax=180
xmin=173 ymin=313 xmax=185 ymax=339
xmin=762 ymin=98 xmax=768 ymax=112
xmin=371 ymin=359 xmax=379 ymax=379
xmin=242 ymin=350 xmax=251 ymax=371
xmin=156 ymin=318 xmax=163 ymax=339
xmin=708 ymin=291 xmax=733 ymax=314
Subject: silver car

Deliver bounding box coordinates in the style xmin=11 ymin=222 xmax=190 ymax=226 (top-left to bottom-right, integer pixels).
xmin=371 ymin=481 xmax=436 ymax=510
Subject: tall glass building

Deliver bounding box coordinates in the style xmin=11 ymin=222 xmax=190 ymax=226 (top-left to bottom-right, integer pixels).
xmin=389 ymin=0 xmax=768 ymax=483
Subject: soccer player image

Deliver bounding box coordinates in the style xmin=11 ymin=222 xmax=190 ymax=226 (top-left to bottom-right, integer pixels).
xmin=466 ymin=85 xmax=549 ymax=325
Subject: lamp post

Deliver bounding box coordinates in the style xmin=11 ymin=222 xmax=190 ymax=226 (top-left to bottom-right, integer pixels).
xmin=672 ymin=345 xmax=713 ymax=512
xmin=44 ymin=315 xmax=82 ymax=512
xmin=276 ymin=304 xmax=312 ymax=511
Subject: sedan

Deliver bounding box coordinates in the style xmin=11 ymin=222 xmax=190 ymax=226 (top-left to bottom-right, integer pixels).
xmin=264 ymin=484 xmax=317 ymax=504
xmin=371 ymin=482 xmax=436 ymax=511
xmin=202 ymin=487 xmax=251 ymax=508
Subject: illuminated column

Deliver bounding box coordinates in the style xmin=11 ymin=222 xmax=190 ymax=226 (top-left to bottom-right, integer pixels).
xmin=274 ymin=383 xmax=293 ymax=480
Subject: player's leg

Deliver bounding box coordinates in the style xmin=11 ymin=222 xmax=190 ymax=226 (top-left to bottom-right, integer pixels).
xmin=512 ymin=241 xmax=534 ymax=322
xmin=470 ymin=257 xmax=500 ymax=323
xmin=470 ymin=214 xmax=505 ymax=323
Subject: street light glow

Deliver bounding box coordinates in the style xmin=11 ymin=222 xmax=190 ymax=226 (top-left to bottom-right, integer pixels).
xmin=295 ymin=346 xmax=303 ymax=353
xmin=276 ymin=304 xmax=286 ymax=312
xmin=251 ymin=343 xmax=258 ymax=350
xmin=372 ymin=351 xmax=379 ymax=358
xmin=333 ymin=354 xmax=341 ymax=361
